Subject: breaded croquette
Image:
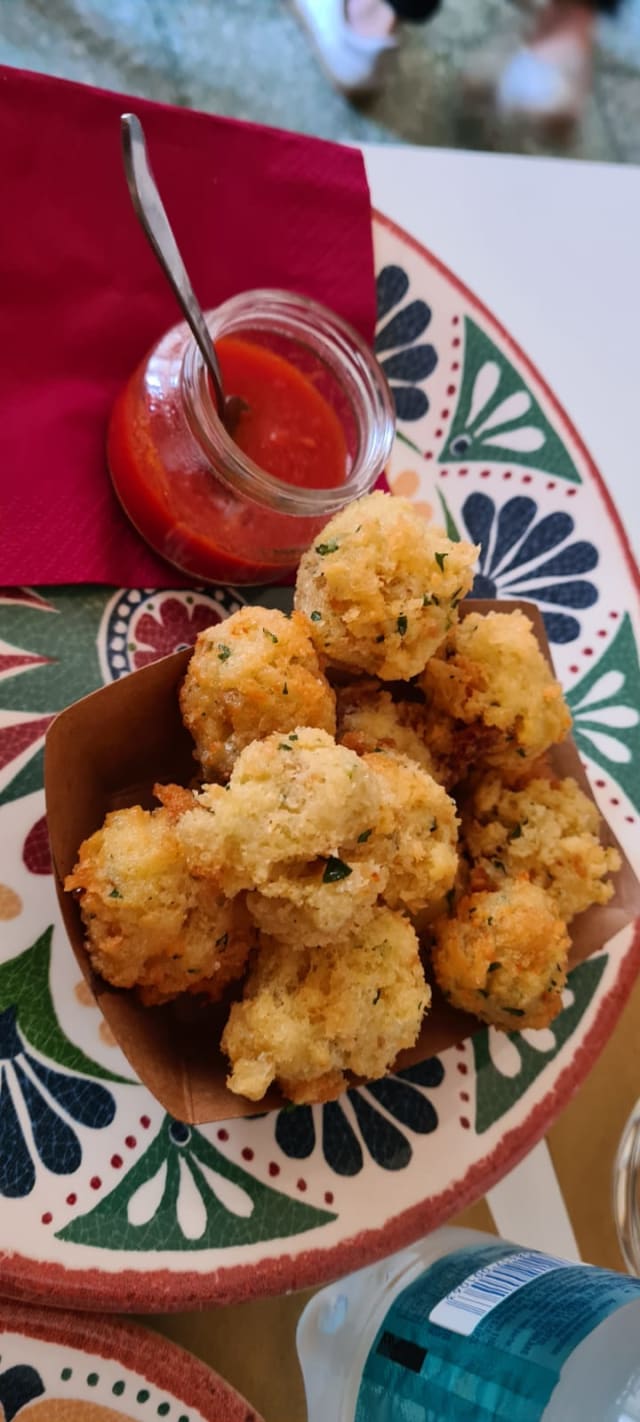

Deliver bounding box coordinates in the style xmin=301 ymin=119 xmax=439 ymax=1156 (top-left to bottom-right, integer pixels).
xmin=222 ymin=908 xmax=430 ymax=1103
xmin=166 ymin=727 xmax=382 ymax=895
xmin=357 ymin=751 xmax=459 ymax=916
xmin=64 ymin=806 xmax=253 ymax=1005
xmin=421 ymin=609 xmax=571 ymax=775
xmin=337 ymin=682 xmax=436 ymax=775
xmin=295 ymin=492 xmax=478 ymax=680
xmin=247 ymin=857 xmax=386 ymax=947
xmin=180 ymin=606 xmax=336 ymax=780
xmin=463 ymin=772 xmax=621 ymax=920
xmin=432 ymin=879 xmax=570 ymax=1030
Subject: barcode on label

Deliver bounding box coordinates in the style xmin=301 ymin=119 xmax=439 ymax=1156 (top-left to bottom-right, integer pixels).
xmin=429 ymin=1250 xmax=568 ymax=1337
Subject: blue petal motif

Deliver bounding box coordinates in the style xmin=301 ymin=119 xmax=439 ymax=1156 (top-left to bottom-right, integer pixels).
xmin=0 ymin=1068 xmax=35 ymax=1197
xmin=505 ymin=580 xmax=597 ymax=610
xmin=367 ymin=1078 xmax=438 ymax=1133
xmin=489 ymin=497 xmax=537 ymax=570
xmin=392 ymin=387 xmax=429 ymax=422
xmin=459 ymin=494 xmax=598 ymax=644
xmin=0 ymin=1366 xmax=44 ymax=1421
xmin=376 ymin=265 xmax=409 ymax=321
xmin=381 ymin=345 xmax=438 ymax=383
xmin=275 ymin=1104 xmax=316 ymax=1159
xmin=471 ymin=573 xmax=498 ymax=599
xmin=506 ymin=543 xmax=598 ymax=582
xmin=349 ymin=1090 xmax=412 ymax=1171
xmin=0 ymin=1006 xmax=22 ymax=1060
xmin=26 ymin=1053 xmax=115 ymax=1128
xmin=375 ymin=300 xmax=432 ymax=353
xmin=14 ymin=1062 xmax=82 ymax=1175
xmin=462 ymin=493 xmax=497 ymax=570
xmin=323 ymin=1100 xmax=363 ymax=1176
xmin=397 ymin=1057 xmax=445 ymax=1088
xmin=542 ymin=612 xmax=581 ymax=644
xmin=497 ymin=512 xmax=575 ymax=578
xmin=274 ymin=1059 xmax=445 ymax=1177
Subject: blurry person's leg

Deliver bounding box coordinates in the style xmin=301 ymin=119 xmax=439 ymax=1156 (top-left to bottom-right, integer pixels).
xmin=494 ymin=0 xmax=623 ymax=128
xmin=291 ymin=0 xmax=441 ymax=96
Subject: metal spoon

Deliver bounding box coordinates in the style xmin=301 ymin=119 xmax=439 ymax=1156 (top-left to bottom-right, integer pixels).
xmin=121 ymin=112 xmax=247 ymax=434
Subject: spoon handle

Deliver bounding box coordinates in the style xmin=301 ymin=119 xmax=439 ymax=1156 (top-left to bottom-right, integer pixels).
xmin=121 ymin=113 xmax=226 ymax=414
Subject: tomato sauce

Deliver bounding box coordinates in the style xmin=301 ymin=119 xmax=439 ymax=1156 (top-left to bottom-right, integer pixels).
xmin=108 ymin=334 xmax=350 ymax=585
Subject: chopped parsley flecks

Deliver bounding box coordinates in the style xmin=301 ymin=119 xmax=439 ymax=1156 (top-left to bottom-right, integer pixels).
xmin=310 ymin=611 xmax=322 ymax=622
xmin=435 ymin=551 xmax=448 ymax=573
xmin=358 ymin=829 xmax=373 ymax=843
xmin=322 ymin=856 xmax=353 ymax=884
xmin=263 ymin=628 xmax=278 ymax=644
xmin=316 ymin=539 xmax=340 ymax=556
xmin=396 ymin=614 xmax=408 ymax=637
xmin=217 ymin=644 xmax=231 ymax=661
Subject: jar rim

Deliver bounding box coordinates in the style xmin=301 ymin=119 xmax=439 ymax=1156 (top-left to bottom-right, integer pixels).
xmin=180 ymin=288 xmax=395 ymax=516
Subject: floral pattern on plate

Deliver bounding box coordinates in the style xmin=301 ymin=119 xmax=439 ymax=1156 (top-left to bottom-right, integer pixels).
xmin=0 ymin=211 xmax=637 ymax=1310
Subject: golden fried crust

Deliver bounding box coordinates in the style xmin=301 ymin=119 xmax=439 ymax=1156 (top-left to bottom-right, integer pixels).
xmin=222 ymin=909 xmax=430 ymax=1103
xmin=172 ymin=727 xmax=382 ymax=895
xmin=295 ymin=492 xmax=478 ymax=680
xmin=153 ymin=782 xmax=197 ymax=819
xmin=421 ymin=609 xmax=571 ymax=775
xmin=356 ymin=750 xmax=459 ymax=916
xmin=179 ymin=606 xmax=336 ymax=780
xmin=432 ymin=879 xmax=570 ymax=1030
xmin=462 ymin=773 xmax=621 ymax=921
xmin=65 ymin=805 xmax=254 ymax=1005
xmin=247 ymin=857 xmax=387 ymax=948
xmin=336 ymin=683 xmax=436 ymax=775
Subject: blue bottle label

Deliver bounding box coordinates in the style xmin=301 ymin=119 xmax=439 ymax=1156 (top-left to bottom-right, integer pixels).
xmin=355 ymin=1243 xmax=640 ymax=1422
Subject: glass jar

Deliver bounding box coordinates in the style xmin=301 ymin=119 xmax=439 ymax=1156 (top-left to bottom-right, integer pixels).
xmin=107 ymin=289 xmax=395 ymax=585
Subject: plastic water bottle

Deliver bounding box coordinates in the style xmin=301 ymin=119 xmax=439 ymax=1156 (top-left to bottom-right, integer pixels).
xmin=297 ymin=1227 xmax=640 ymax=1421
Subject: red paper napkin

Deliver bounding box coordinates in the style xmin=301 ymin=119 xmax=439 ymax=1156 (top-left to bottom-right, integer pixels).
xmin=0 ymin=67 xmax=376 ymax=588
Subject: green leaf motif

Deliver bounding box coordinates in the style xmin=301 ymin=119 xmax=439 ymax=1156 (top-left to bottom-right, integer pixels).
xmin=473 ymin=955 xmax=607 ymax=1133
xmin=437 ymin=489 xmax=461 ymax=542
xmin=567 ymin=613 xmax=640 ymax=813
xmin=0 ymin=587 xmax=107 ymax=808
xmin=440 ymin=319 xmax=581 ymax=484
xmin=0 ymin=929 xmax=131 ymax=1084
xmin=58 ymin=1116 xmax=335 ymax=1251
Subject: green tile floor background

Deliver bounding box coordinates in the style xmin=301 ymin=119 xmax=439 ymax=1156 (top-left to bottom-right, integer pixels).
xmin=2 ymin=0 xmax=640 ymax=161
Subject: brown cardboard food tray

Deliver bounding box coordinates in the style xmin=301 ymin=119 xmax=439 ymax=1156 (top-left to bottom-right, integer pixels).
xmin=45 ymin=600 xmax=640 ymax=1124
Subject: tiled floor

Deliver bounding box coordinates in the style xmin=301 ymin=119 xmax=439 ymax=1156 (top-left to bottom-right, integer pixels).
xmin=2 ymin=0 xmax=639 ymax=161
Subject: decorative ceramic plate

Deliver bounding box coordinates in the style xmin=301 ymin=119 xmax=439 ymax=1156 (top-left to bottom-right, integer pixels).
xmin=0 ymin=212 xmax=638 ymax=1311
xmin=0 ymin=1300 xmax=261 ymax=1421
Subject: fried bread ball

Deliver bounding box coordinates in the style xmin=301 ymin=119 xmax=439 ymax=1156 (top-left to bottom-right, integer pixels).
xmin=180 ymin=606 xmax=336 ymax=780
xmin=295 ymin=492 xmax=478 ymax=680
xmin=65 ymin=806 xmax=253 ymax=1006
xmin=165 ymin=727 xmax=382 ymax=896
xmin=355 ymin=750 xmax=459 ymax=917
xmin=463 ymin=772 xmax=621 ymax=921
xmin=222 ymin=908 xmax=430 ymax=1103
xmin=337 ymin=682 xmax=436 ymax=775
xmin=421 ymin=609 xmax=571 ymax=776
xmin=247 ymin=856 xmax=386 ymax=947
xmin=432 ymin=879 xmax=570 ymax=1030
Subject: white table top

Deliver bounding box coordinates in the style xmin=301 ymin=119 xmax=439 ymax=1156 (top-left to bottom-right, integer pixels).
xmin=363 ymin=145 xmax=640 ymax=560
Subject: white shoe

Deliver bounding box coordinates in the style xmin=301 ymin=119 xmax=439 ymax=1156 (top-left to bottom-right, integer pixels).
xmin=496 ymin=34 xmax=590 ymax=125
xmin=291 ymin=0 xmax=397 ymax=96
